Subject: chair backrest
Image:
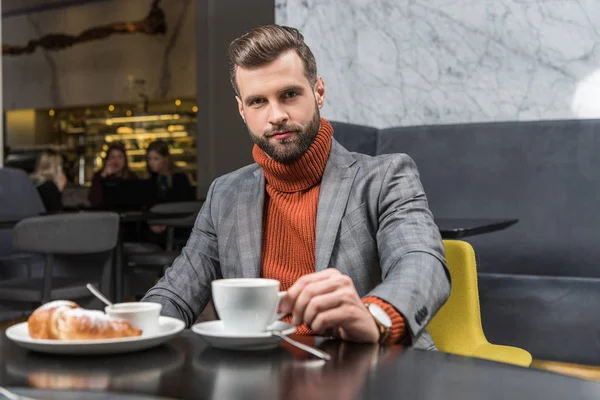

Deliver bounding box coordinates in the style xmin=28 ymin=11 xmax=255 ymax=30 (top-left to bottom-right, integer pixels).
xmin=427 ymin=240 xmax=488 ymax=356
xmin=0 ymin=167 xmax=45 ymax=219
xmin=0 ymin=167 xmax=46 ymax=256
xmin=150 ymin=201 xmax=203 ymax=214
xmin=12 ymin=212 xmax=119 ymax=255
xmin=329 ymin=121 xmax=379 ymax=156
xmin=376 ymin=119 xmax=600 ymax=279
xmin=149 ymin=201 xmax=204 ymax=227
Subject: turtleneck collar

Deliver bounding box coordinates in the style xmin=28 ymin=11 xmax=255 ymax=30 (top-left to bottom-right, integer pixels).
xmin=252 ymin=118 xmax=333 ymax=193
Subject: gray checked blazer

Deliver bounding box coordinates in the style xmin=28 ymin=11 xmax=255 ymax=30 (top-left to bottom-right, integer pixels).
xmin=142 ymin=138 xmax=451 ymax=350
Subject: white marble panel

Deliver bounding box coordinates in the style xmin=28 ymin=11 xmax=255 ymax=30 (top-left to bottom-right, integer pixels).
xmin=276 ymin=0 xmax=600 ymax=127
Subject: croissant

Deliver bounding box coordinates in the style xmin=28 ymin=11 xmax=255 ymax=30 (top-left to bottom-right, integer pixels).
xmin=28 ymin=300 xmax=142 ymax=340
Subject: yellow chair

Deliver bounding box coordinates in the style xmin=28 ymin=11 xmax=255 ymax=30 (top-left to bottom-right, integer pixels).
xmin=427 ymin=240 xmax=532 ymax=367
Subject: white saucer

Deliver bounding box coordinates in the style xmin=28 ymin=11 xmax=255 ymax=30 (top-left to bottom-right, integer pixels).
xmin=191 ymin=321 xmax=296 ymax=351
xmin=6 ymin=316 xmax=185 ymax=355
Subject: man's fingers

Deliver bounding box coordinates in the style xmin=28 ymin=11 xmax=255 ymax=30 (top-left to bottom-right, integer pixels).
xmin=291 ymin=278 xmax=345 ymax=324
xmin=279 ymin=269 xmax=341 ymax=313
xmin=302 ymin=291 xmax=346 ymax=327
xmin=310 ymin=307 xmax=355 ymax=334
xmin=288 ymin=269 xmax=340 ymax=297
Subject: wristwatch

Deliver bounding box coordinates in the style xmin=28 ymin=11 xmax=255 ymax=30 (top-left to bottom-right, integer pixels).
xmin=365 ymin=303 xmax=392 ymax=344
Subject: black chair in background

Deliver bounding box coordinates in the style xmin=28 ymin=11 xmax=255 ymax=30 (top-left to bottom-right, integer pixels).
xmin=148 ymin=201 xmax=203 ymax=251
xmin=0 ymin=167 xmax=45 ymax=257
xmin=0 ymin=212 xmax=119 ymax=311
xmin=124 ymin=201 xmax=203 ymax=299
xmin=0 ymin=168 xmax=47 ymax=321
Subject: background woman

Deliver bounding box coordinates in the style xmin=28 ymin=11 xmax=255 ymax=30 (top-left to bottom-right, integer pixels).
xmin=146 ymin=140 xmax=194 ymax=204
xmin=145 ymin=140 xmax=194 ymax=236
xmin=88 ymin=143 xmax=137 ymax=208
xmin=30 ymin=150 xmax=67 ymax=212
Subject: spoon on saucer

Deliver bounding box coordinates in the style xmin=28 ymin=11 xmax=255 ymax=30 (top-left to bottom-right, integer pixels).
xmin=86 ymin=283 xmax=113 ymax=307
xmin=269 ymin=329 xmax=331 ymax=361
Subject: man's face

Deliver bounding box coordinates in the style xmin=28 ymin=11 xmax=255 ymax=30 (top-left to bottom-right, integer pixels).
xmin=235 ymin=50 xmax=325 ymax=164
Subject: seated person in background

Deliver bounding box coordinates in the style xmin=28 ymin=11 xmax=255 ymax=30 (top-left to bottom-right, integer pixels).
xmin=142 ymin=25 xmax=450 ymax=348
xmin=146 ymin=140 xmax=194 ymax=204
xmin=30 ymin=150 xmax=67 ymax=212
xmin=88 ymin=143 xmax=137 ymax=208
xmin=145 ymin=140 xmax=195 ymax=239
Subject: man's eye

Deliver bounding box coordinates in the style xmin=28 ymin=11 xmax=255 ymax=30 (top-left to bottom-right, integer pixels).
xmin=251 ymin=98 xmax=265 ymax=105
xmin=284 ymin=91 xmax=298 ymax=99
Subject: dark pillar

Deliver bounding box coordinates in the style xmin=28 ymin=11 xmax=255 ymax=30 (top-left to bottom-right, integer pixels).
xmin=195 ymin=0 xmax=275 ymax=197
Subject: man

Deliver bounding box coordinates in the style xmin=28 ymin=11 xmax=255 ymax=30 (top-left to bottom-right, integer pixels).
xmin=142 ymin=24 xmax=450 ymax=348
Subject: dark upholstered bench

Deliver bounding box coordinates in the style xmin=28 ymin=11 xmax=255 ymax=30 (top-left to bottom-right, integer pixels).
xmin=331 ymin=119 xmax=600 ymax=365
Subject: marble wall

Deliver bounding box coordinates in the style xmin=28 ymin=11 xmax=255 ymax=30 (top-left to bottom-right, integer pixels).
xmin=276 ymin=0 xmax=600 ymax=128
xmin=2 ymin=0 xmax=195 ymax=110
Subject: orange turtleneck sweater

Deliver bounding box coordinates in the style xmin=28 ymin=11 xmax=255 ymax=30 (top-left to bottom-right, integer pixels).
xmin=252 ymin=118 xmax=406 ymax=344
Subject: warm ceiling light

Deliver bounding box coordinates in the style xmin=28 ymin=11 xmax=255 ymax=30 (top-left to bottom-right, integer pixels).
xmin=108 ymin=105 xmax=115 ymax=112
xmin=48 ymin=109 xmax=55 ymax=116
xmin=98 ymin=114 xmax=181 ymax=125
xmin=192 ymin=106 xmax=198 ymax=113
xmin=175 ymin=99 xmax=182 ymax=106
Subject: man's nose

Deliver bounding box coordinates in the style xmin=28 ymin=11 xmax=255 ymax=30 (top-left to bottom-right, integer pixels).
xmin=268 ymin=103 xmax=289 ymax=125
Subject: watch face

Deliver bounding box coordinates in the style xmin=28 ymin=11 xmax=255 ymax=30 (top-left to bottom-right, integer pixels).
xmin=369 ymin=304 xmax=392 ymax=329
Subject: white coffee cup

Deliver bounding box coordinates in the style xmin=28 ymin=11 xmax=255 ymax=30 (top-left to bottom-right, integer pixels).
xmin=105 ymin=302 xmax=162 ymax=336
xmin=211 ymin=278 xmax=287 ymax=334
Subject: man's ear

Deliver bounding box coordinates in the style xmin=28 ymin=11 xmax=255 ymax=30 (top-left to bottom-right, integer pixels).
xmin=314 ymin=77 xmax=325 ymax=109
xmin=236 ymin=96 xmax=246 ymax=122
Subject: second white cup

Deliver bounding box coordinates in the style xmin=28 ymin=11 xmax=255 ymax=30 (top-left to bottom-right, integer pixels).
xmin=105 ymin=302 xmax=162 ymax=336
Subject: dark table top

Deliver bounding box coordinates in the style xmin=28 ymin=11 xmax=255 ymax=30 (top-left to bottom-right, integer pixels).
xmin=435 ymin=218 xmax=519 ymax=239
xmin=118 ymin=210 xmax=195 ymax=223
xmin=1 ymin=330 xmax=598 ymax=400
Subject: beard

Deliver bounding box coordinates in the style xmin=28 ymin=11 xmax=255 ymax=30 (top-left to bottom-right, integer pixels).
xmin=247 ymin=105 xmax=321 ymax=164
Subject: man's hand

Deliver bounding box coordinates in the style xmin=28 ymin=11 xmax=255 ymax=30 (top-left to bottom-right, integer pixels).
xmin=279 ymin=269 xmax=380 ymax=343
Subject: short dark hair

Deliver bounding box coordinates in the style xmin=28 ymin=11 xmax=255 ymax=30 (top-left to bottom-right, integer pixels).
xmin=228 ymin=24 xmax=318 ymax=95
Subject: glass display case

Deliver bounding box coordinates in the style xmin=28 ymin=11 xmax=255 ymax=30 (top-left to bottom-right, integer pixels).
xmin=73 ymin=113 xmax=197 ymax=185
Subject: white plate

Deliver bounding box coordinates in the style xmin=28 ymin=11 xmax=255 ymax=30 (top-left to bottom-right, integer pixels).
xmin=191 ymin=321 xmax=296 ymax=351
xmin=6 ymin=316 xmax=185 ymax=355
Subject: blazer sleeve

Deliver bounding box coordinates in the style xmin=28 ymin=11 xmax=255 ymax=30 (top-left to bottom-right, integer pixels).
xmin=366 ymin=154 xmax=451 ymax=342
xmin=141 ymin=178 xmax=222 ymax=327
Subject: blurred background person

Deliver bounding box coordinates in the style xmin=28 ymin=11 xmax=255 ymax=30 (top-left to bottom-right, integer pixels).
xmin=88 ymin=143 xmax=138 ymax=208
xmin=145 ymin=140 xmax=194 ymax=241
xmin=146 ymin=139 xmax=194 ymax=205
xmin=30 ymin=150 xmax=67 ymax=213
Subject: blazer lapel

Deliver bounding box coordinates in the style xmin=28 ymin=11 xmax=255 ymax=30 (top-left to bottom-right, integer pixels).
xmin=315 ymin=140 xmax=359 ymax=271
xmin=236 ymin=168 xmax=265 ymax=278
